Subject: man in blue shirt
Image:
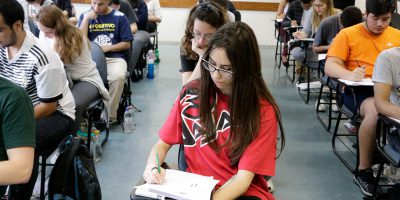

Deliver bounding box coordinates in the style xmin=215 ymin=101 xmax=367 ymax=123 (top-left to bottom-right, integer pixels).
xmin=79 ymin=0 xmax=133 ymax=123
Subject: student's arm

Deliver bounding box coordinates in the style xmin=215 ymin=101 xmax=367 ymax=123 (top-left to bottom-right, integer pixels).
xmin=78 ymin=10 xmax=97 ymax=37
xmin=313 ymin=45 xmax=330 ymax=53
xmin=212 ymin=170 xmax=255 ymax=200
xmin=143 ymin=139 xmax=172 ymax=184
xmin=276 ymin=0 xmax=288 ymax=19
xmin=100 ymin=41 xmax=131 ymax=53
xmin=148 ymin=0 xmax=162 ymax=23
xmin=325 ymin=57 xmax=365 ymax=81
xmin=0 ymin=147 xmax=34 ymax=185
xmin=130 ymin=23 xmax=138 ymax=34
xmin=374 ymin=82 xmax=400 ymax=119
xmin=34 ymin=101 xmax=57 ymax=119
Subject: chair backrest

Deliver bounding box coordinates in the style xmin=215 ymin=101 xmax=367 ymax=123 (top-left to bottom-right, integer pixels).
xmin=90 ymin=42 xmax=108 ymax=85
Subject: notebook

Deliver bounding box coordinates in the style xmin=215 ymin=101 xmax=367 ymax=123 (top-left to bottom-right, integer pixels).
xmin=135 ymin=169 xmax=219 ymax=200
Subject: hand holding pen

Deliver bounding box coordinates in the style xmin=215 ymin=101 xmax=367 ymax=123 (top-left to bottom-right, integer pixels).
xmin=351 ymin=60 xmax=366 ymax=81
xmin=143 ymin=152 xmax=165 ymax=184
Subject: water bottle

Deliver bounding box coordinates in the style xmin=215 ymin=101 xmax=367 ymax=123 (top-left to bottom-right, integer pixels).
xmin=155 ymin=49 xmax=160 ymax=64
xmin=147 ymin=57 xmax=155 ymax=79
xmin=93 ymin=134 xmax=102 ymax=162
xmin=123 ymin=106 xmax=134 ymax=133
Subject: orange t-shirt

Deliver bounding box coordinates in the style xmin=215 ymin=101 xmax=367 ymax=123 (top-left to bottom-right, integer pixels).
xmin=327 ymin=23 xmax=400 ymax=77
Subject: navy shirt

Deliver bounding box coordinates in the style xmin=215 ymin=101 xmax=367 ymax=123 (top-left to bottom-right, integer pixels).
xmin=79 ymin=9 xmax=133 ymax=60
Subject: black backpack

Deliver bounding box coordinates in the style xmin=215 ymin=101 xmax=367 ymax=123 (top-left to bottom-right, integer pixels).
xmin=48 ymin=135 xmax=102 ymax=200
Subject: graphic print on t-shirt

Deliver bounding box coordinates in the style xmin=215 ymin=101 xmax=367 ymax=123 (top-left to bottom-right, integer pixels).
xmin=180 ymin=89 xmax=230 ymax=147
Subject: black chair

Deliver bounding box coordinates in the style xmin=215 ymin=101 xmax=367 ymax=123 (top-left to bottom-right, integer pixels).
xmin=315 ymin=56 xmax=339 ymax=131
xmin=88 ymin=42 xmax=110 ymax=150
xmin=118 ymin=42 xmax=142 ymax=123
xmin=331 ymin=80 xmax=373 ymax=172
xmin=273 ymin=19 xmax=284 ymax=69
xmin=371 ymin=114 xmax=400 ymax=198
xmin=283 ymin=26 xmax=303 ymax=82
xmin=296 ymin=38 xmax=320 ymax=104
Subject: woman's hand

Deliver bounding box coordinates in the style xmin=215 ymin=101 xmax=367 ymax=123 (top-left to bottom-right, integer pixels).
xmin=143 ymin=164 xmax=166 ymax=184
xmin=191 ymin=38 xmax=206 ymax=58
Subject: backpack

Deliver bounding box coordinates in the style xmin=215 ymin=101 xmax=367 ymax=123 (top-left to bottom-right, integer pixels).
xmin=48 ymin=135 xmax=102 ymax=200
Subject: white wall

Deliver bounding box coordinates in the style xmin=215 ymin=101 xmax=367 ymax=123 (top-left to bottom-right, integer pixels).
xmin=75 ymin=4 xmax=278 ymax=46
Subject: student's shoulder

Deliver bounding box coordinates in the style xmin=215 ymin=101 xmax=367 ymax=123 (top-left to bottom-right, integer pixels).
xmin=113 ymin=10 xmax=127 ymax=17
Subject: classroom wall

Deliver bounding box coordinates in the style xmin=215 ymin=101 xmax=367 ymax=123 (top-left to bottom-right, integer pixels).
xmin=74 ymin=2 xmax=278 ymax=46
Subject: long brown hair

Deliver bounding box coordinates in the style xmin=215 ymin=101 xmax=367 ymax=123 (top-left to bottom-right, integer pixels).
xmin=199 ymin=22 xmax=285 ymax=166
xmin=180 ymin=2 xmax=228 ymax=60
xmin=36 ymin=5 xmax=86 ymax=64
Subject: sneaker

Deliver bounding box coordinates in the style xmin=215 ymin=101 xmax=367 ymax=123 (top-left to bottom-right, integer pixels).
xmin=315 ymin=99 xmax=327 ymax=112
xmin=353 ymin=169 xmax=376 ymax=197
xmin=344 ymin=120 xmax=357 ymax=134
xmin=267 ymin=179 xmax=274 ymax=193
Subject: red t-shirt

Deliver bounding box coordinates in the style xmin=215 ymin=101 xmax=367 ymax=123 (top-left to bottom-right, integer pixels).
xmin=159 ymin=81 xmax=277 ymax=200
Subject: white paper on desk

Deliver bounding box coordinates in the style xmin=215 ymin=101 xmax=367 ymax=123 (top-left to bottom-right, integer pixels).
xmin=147 ymin=169 xmax=219 ymax=200
xmin=318 ymin=54 xmax=326 ymax=61
xmin=338 ymin=78 xmax=374 ymax=86
xmin=135 ymin=184 xmax=166 ymax=200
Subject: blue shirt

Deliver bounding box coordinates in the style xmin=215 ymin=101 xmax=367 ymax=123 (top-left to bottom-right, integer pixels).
xmin=79 ymin=9 xmax=133 ymax=60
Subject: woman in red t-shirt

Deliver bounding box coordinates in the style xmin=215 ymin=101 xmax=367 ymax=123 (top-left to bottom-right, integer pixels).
xmin=143 ymin=22 xmax=285 ymax=200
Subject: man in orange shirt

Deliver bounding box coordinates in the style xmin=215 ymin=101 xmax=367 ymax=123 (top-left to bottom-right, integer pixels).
xmin=325 ymin=0 xmax=400 ymax=197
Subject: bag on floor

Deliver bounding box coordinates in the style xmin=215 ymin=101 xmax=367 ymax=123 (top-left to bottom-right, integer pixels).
xmin=48 ymin=135 xmax=102 ymax=200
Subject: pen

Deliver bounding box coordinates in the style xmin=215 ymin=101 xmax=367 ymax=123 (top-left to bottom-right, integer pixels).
xmin=355 ymin=59 xmax=365 ymax=69
xmin=156 ymin=152 xmax=161 ymax=173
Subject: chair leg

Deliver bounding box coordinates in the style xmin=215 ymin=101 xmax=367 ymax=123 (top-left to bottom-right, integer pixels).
xmin=40 ymin=155 xmax=46 ymax=200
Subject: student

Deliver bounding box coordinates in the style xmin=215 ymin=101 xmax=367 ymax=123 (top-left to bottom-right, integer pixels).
xmin=0 ymin=0 xmax=75 ymax=198
xmin=280 ymin=0 xmax=313 ymax=66
xmin=145 ymin=0 xmax=162 ymax=32
xmin=312 ymin=6 xmax=363 ymax=53
xmin=25 ymin=0 xmax=54 ymax=36
xmin=180 ymin=2 xmax=228 ymax=85
xmin=127 ymin=0 xmax=148 ymax=31
xmin=143 ymin=22 xmax=285 ymax=200
xmin=79 ymin=0 xmax=133 ymax=124
xmin=374 ymin=48 xmax=400 ymax=119
xmin=36 ymin=5 xmax=110 ymax=133
xmin=276 ymin=0 xmax=296 ymax=19
xmin=202 ymin=0 xmax=235 ymax=22
xmin=0 ymin=77 xmax=35 ymax=198
xmin=325 ymin=0 xmax=400 ymax=196
xmin=291 ymin=0 xmax=340 ymax=63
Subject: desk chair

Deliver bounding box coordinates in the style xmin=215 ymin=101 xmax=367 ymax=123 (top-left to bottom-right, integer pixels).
xmin=371 ymin=114 xmax=400 ymax=199
xmin=315 ymin=56 xmax=339 ymax=131
xmin=273 ymin=19 xmax=284 ymax=69
xmin=87 ymin=42 xmax=110 ymax=151
xmin=284 ymin=26 xmax=303 ymax=82
xmin=331 ymin=80 xmax=373 ymax=173
xmin=295 ymin=38 xmax=320 ymax=104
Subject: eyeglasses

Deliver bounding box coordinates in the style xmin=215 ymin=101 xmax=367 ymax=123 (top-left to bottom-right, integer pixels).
xmin=201 ymin=59 xmax=234 ymax=78
xmin=192 ymin=32 xmax=213 ymax=42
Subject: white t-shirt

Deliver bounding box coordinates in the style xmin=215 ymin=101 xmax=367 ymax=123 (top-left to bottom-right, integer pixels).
xmin=0 ymin=32 xmax=75 ymax=120
xmin=373 ymin=47 xmax=400 ymax=106
xmin=146 ymin=0 xmax=162 ymax=21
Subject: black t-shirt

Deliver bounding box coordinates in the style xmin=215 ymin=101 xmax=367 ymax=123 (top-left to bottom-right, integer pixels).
xmin=333 ymin=0 xmax=355 ymax=10
xmin=180 ymin=54 xmax=198 ymax=73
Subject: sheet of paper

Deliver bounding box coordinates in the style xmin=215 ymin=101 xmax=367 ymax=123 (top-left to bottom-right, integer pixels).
xmin=147 ymin=169 xmax=219 ymax=200
xmin=338 ymin=78 xmax=374 ymax=86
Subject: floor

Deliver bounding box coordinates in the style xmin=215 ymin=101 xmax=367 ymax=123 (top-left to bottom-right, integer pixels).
xmin=95 ymin=43 xmax=364 ymax=200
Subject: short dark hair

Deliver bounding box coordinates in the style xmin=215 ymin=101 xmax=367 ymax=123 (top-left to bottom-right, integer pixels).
xmin=203 ymin=0 xmax=228 ymax=10
xmin=300 ymin=0 xmax=312 ymax=4
xmin=111 ymin=0 xmax=120 ymax=5
xmin=366 ymin=0 xmax=397 ymax=16
xmin=340 ymin=6 xmax=363 ymax=28
xmin=0 ymin=0 xmax=24 ymax=28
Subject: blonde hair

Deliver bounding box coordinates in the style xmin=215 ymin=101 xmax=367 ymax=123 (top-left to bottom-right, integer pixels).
xmin=311 ymin=0 xmax=340 ymax=33
xmin=36 ymin=5 xmax=86 ymax=64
